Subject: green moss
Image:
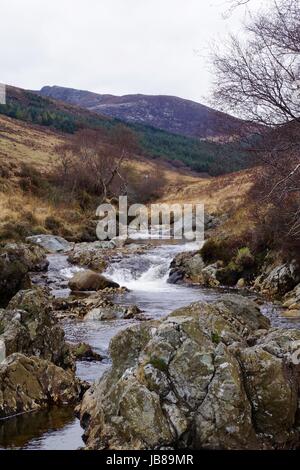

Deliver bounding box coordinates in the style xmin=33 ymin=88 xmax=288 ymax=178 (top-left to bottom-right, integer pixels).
xmin=200 ymin=238 xmax=232 ymax=264
xmin=211 ymin=332 xmax=221 ymax=344
xmin=216 ymin=262 xmax=242 ymax=286
xmin=235 ymin=247 xmax=255 ymax=269
xmin=73 ymin=343 xmax=89 ymax=357
xmin=149 ymin=356 xmax=168 ymax=373
xmin=44 ymin=216 xmax=62 ymax=232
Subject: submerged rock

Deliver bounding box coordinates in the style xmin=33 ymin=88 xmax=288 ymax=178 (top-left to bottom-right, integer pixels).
xmin=69 ymin=270 xmax=119 ymax=292
xmin=79 ymin=294 xmax=300 ymax=450
xmin=53 ymin=291 xmax=143 ymax=322
xmin=0 ymin=243 xmax=48 ymax=307
xmin=0 ymin=353 xmax=81 ymax=419
xmin=26 ymin=235 xmax=74 ymax=253
xmin=71 ymin=343 xmax=103 ymax=362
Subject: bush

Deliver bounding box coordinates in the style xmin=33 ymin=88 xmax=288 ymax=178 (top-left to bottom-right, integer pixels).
xmin=19 ymin=164 xmax=50 ymax=196
xmin=200 ymin=238 xmax=232 ymax=264
xmin=30 ymin=225 xmax=48 ymax=235
xmin=22 ymin=211 xmax=38 ymax=226
xmin=67 ymin=210 xmax=83 ymax=224
xmin=44 ymin=215 xmax=63 ymax=232
xmin=0 ymin=221 xmax=32 ymax=241
xmin=235 ymin=247 xmax=255 ymax=269
xmin=216 ymin=262 xmax=242 ymax=286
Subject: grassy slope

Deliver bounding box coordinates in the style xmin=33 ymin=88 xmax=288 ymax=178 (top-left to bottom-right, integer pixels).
xmin=0 ymin=86 xmax=252 ymax=176
xmin=158 ymin=164 xmax=257 ymax=245
xmin=0 ymin=114 xmax=202 ymax=241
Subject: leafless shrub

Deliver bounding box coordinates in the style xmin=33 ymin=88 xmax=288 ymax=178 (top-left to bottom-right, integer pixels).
xmin=213 ymin=0 xmax=300 ymax=258
xmin=53 ymin=125 xmax=139 ymax=206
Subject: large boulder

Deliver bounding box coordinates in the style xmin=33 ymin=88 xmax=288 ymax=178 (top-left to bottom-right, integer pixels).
xmin=26 ymin=235 xmax=73 ymax=253
xmin=79 ymin=295 xmax=300 ymax=450
xmin=0 ymin=243 xmax=48 ymax=307
xmin=69 ymin=270 xmax=119 ymax=292
xmin=1 ymin=287 xmax=73 ymax=369
xmin=0 ymin=353 xmax=81 ymax=419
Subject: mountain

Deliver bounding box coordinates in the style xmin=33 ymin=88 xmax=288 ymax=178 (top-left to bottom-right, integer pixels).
xmin=39 ymin=86 xmax=243 ymax=140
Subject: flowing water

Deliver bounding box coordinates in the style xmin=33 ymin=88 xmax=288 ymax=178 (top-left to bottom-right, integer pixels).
xmin=1 ymin=239 xmax=299 ymax=449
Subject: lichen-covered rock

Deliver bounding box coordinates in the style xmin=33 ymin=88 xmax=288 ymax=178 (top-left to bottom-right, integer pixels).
xmin=0 ymin=353 xmax=81 ymax=419
xmin=282 ymin=283 xmax=300 ymax=317
xmin=1 ymin=287 xmax=73 ymax=369
xmin=78 ymin=295 xmax=300 ymax=450
xmin=68 ymin=242 xmax=110 ymax=271
xmin=168 ymin=251 xmax=222 ymax=287
xmin=253 ymin=261 xmax=300 ymax=298
xmin=168 ymin=251 xmax=205 ymax=284
xmin=0 ymin=243 xmax=48 ymax=307
xmin=69 ymin=270 xmax=119 ymax=292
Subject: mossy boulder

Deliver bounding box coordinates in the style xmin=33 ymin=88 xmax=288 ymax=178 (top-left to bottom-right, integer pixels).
xmin=71 ymin=342 xmax=103 ymax=362
xmin=78 ymin=295 xmax=300 ymax=450
xmin=0 ymin=243 xmax=48 ymax=307
xmin=0 ymin=353 xmax=81 ymax=419
xmin=1 ymin=287 xmax=73 ymax=370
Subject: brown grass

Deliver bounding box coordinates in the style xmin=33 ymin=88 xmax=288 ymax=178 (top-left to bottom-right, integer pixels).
xmin=0 ymin=113 xmax=254 ymax=243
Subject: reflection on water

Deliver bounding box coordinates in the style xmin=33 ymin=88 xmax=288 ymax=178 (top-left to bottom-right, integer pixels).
xmin=0 ymin=406 xmax=84 ymax=450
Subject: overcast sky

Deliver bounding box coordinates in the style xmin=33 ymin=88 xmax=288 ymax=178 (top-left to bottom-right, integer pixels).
xmin=0 ymin=0 xmax=267 ymax=104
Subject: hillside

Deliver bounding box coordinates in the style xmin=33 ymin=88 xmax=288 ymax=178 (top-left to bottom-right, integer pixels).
xmin=0 ymin=109 xmax=253 ymax=243
xmin=0 ymin=85 xmax=252 ymax=175
xmin=0 ymin=112 xmax=202 ymax=242
xmin=39 ymin=85 xmax=243 ymax=140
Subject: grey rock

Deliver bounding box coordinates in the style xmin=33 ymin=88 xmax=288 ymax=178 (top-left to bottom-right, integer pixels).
xmin=0 ymin=243 xmax=48 ymax=307
xmin=26 ymin=235 xmax=74 ymax=253
xmin=254 ymin=260 xmax=300 ymax=298
xmin=78 ymin=295 xmax=300 ymax=450
xmin=1 ymin=287 xmax=73 ymax=369
xmin=0 ymin=353 xmax=81 ymax=419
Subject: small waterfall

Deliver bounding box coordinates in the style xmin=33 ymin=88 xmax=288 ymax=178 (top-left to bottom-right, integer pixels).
xmin=105 ymin=240 xmax=202 ymax=292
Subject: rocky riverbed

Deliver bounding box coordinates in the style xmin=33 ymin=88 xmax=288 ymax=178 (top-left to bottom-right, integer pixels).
xmin=0 ymin=235 xmax=300 ymax=449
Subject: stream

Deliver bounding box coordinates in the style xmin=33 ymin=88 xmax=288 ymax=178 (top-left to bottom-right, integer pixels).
xmin=0 ymin=239 xmax=299 ymax=450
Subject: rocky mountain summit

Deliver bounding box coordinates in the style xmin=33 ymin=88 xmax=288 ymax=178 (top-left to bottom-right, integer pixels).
xmin=39 ymin=86 xmax=243 ymax=139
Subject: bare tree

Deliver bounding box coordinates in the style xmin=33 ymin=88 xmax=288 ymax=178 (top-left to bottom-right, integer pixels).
xmin=54 ymin=125 xmax=138 ymax=205
xmin=222 ymin=0 xmax=251 ymax=18
xmin=213 ymin=0 xmax=299 ymax=125
xmin=213 ymin=0 xmax=300 ymax=257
